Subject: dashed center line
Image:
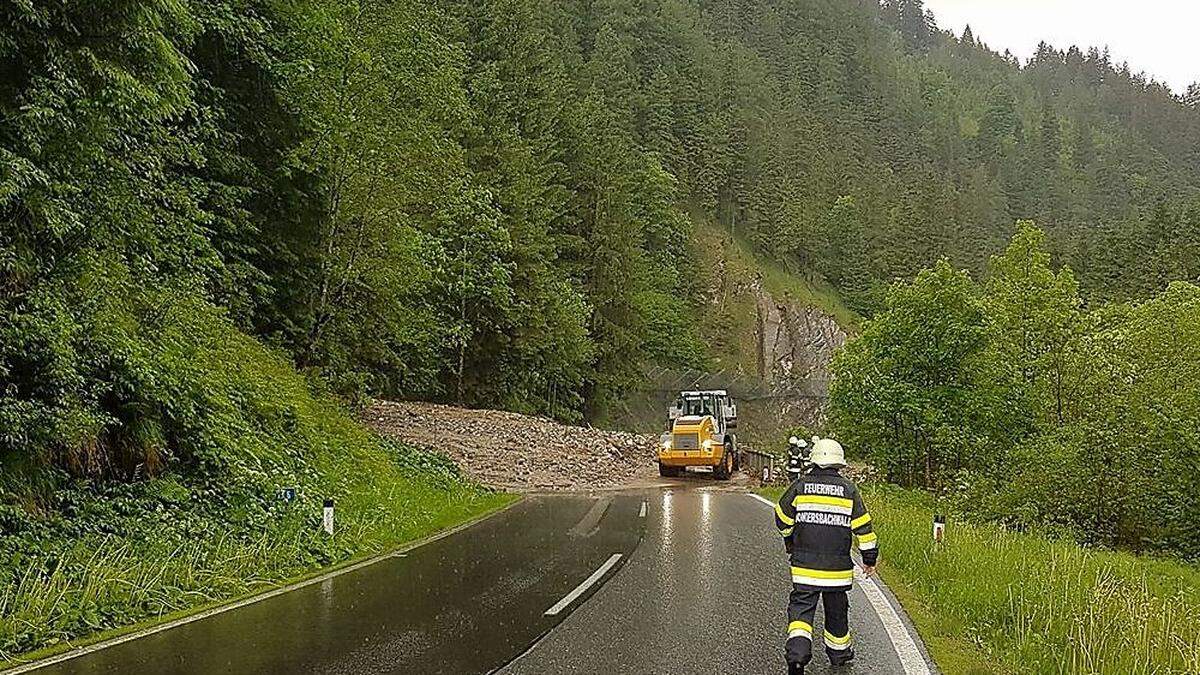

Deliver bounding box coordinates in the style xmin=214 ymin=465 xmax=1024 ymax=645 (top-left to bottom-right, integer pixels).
xmin=569 ymin=497 xmax=611 ymax=537
xmin=544 ymin=553 xmax=623 ymax=616
xmin=638 ymin=501 xmax=647 ymax=518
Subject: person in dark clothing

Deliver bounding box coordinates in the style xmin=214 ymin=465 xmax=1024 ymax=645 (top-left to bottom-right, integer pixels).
xmin=786 ymin=436 xmax=809 ymax=478
xmin=773 ymin=437 xmax=878 ymax=674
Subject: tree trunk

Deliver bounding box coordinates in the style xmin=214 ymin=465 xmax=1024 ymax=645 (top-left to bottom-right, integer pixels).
xmin=456 ymin=239 xmax=467 ymax=405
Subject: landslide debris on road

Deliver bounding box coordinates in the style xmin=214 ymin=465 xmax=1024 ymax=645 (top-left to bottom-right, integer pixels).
xmin=366 ymin=401 xmax=657 ymax=492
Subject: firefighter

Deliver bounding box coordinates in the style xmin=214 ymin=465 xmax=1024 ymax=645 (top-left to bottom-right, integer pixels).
xmin=773 ymin=437 xmax=878 ymax=674
xmin=786 ymin=436 xmax=809 ymax=477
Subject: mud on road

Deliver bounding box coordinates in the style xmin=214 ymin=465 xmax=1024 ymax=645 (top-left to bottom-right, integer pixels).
xmin=366 ymin=401 xmax=659 ymax=492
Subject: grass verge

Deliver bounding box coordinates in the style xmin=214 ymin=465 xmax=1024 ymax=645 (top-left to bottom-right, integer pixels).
xmin=758 ymin=484 xmax=1200 ymax=674
xmin=0 ymin=454 xmax=514 ymax=669
xmin=2 ymin=490 xmax=516 ymax=669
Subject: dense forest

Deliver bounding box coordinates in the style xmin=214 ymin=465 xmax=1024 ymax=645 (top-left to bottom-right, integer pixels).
xmin=831 ymin=223 xmax=1200 ymax=559
xmin=3 ymin=0 xmax=1199 ymax=476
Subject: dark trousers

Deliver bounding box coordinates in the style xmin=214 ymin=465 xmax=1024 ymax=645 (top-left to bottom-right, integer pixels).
xmin=784 ymin=585 xmax=852 ymax=668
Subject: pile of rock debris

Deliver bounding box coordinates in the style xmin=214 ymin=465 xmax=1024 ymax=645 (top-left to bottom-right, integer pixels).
xmin=366 ymin=401 xmax=658 ymax=492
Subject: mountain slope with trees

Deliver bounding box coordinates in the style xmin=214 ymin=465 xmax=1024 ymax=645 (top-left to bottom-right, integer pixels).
xmin=3 ymin=0 xmax=1199 ymax=661
xmin=6 ymin=0 xmax=1197 ymax=440
xmin=831 ymin=223 xmax=1200 ymax=559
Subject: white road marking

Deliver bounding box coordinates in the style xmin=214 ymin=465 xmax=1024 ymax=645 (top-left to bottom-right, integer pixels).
xmin=749 ymin=493 xmax=775 ymax=508
xmin=544 ymin=554 xmax=623 ymax=616
xmin=638 ymin=501 xmax=647 ymax=518
xmin=856 ymin=568 xmax=931 ymax=675
xmin=569 ymin=497 xmax=611 ymax=537
xmin=748 ymin=493 xmax=932 ymax=675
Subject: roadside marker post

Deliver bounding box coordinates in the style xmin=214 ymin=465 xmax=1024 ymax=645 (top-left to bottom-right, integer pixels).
xmin=932 ymin=514 xmax=945 ymax=543
xmin=323 ymin=499 xmax=335 ymax=536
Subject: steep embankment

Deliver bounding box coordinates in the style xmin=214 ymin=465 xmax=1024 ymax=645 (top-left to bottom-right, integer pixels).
xmin=693 ymin=223 xmax=855 ymax=382
xmin=0 ymin=303 xmax=509 ymax=664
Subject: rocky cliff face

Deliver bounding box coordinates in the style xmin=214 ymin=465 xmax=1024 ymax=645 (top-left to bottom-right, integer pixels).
xmin=753 ymin=276 xmax=848 ymax=385
xmin=734 ymin=276 xmax=849 ymax=443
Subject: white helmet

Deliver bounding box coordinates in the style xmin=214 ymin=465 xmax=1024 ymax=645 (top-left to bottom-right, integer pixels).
xmin=788 ymin=436 xmax=807 ymax=448
xmin=809 ymin=438 xmax=846 ymax=468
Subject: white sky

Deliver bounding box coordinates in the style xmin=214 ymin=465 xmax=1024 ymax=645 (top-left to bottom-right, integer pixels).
xmin=922 ymin=0 xmax=1198 ymax=94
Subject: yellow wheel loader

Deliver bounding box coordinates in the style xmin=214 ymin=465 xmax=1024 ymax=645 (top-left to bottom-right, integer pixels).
xmin=658 ymin=390 xmax=739 ymax=480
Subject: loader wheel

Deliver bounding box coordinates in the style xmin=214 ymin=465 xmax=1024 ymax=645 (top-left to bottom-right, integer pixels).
xmin=659 ymin=463 xmax=680 ymax=478
xmin=714 ymin=449 xmax=733 ymax=480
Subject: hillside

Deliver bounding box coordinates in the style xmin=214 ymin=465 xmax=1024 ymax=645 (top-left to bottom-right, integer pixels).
xmin=692 ymin=219 xmax=856 ymax=373
xmin=4 ymin=0 xmax=1198 ymax=431
xmin=5 ymin=2 xmax=1195 ymax=642
xmin=598 ymin=219 xmax=851 ymax=447
xmin=686 ymin=0 xmax=1200 ymax=308
xmin=0 ymin=302 xmax=509 ymax=660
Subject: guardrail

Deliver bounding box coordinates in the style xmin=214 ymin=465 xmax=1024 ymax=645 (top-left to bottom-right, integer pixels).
xmin=740 ymin=448 xmax=782 ymax=484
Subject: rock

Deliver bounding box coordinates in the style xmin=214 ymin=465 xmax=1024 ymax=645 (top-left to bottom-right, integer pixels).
xmin=752 ymin=277 xmax=847 ymax=383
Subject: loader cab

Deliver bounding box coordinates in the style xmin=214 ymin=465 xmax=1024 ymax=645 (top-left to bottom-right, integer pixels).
xmin=683 ymin=393 xmax=714 ymax=417
xmin=669 ymin=390 xmax=737 ymax=433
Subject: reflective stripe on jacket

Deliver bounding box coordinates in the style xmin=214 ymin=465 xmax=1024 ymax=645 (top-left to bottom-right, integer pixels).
xmin=774 ymin=467 xmax=878 ymax=588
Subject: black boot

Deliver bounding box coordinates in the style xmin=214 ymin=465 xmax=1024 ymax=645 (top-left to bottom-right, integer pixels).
xmin=829 ymin=647 xmax=855 ymax=667
xmin=787 ymin=662 xmax=805 ymax=675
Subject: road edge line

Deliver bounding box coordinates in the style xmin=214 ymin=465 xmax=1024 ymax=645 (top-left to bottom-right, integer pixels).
xmin=3 ymin=496 xmax=525 ymax=675
xmin=855 ymin=568 xmax=932 ymax=675
xmin=543 ymin=553 xmax=623 ymax=616
xmin=746 ymin=492 xmax=934 ymax=675
xmin=748 ymin=492 xmax=775 ymax=508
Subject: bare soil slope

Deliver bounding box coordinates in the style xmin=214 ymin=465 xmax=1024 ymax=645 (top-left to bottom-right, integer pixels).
xmin=366 ymin=401 xmax=657 ymax=491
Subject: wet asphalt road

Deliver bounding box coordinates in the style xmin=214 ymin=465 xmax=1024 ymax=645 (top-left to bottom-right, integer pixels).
xmin=25 ymin=484 xmax=932 ymax=675
xmin=502 ymin=487 xmax=907 ymax=675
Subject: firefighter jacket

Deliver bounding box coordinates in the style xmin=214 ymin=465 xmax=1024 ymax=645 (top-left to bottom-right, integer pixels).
xmin=774 ymin=466 xmax=878 ymax=589
xmin=786 ymin=445 xmax=807 ymax=475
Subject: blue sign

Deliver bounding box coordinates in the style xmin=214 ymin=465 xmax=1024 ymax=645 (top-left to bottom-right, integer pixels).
xmin=278 ymin=487 xmax=297 ymax=503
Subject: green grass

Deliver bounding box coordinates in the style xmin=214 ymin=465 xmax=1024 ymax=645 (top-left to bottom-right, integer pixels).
xmin=686 ymin=218 xmax=864 ymax=379
xmin=689 ymin=214 xmax=859 ymax=330
xmin=2 ymin=485 xmax=515 ymax=668
xmin=759 ymin=485 xmax=1200 ymax=674
xmin=688 ymin=219 xmax=859 ymax=377
xmin=0 ymin=446 xmax=514 ymax=668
